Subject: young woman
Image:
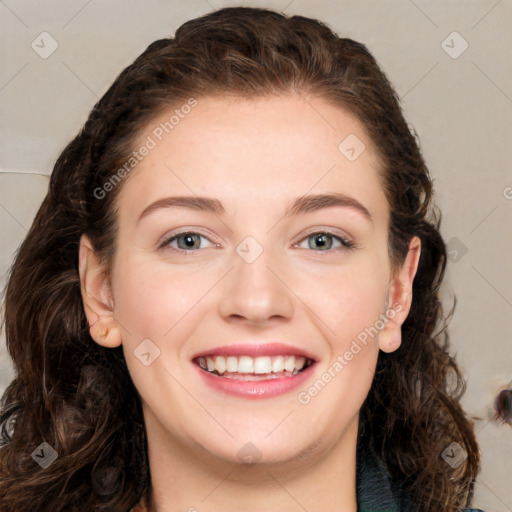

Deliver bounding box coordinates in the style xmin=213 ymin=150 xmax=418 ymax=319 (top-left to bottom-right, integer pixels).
xmin=0 ymin=6 xmax=484 ymax=512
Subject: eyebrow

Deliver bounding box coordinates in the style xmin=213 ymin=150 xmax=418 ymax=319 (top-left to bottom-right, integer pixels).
xmin=137 ymin=192 xmax=373 ymax=224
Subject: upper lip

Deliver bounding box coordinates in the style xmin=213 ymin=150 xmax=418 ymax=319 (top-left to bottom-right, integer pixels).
xmin=191 ymin=342 xmax=318 ymax=361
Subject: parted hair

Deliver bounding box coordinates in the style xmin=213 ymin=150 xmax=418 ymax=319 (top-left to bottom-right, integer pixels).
xmin=0 ymin=6 xmax=479 ymax=511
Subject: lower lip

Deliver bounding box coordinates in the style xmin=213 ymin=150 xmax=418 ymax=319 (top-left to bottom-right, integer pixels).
xmin=193 ymin=363 xmax=316 ymax=399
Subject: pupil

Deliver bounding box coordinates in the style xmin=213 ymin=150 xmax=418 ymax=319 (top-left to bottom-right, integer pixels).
xmin=313 ymin=234 xmax=329 ymax=249
xmin=181 ymin=234 xmax=198 ymax=249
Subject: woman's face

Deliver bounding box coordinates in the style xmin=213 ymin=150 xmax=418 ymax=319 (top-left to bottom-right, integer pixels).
xmin=86 ymin=94 xmax=413 ymax=465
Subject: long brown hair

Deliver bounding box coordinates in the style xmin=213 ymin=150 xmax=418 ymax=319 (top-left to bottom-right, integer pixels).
xmin=0 ymin=7 xmax=480 ymax=511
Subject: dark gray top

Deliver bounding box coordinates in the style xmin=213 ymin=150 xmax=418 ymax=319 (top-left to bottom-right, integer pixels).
xmin=356 ymin=439 xmax=484 ymax=512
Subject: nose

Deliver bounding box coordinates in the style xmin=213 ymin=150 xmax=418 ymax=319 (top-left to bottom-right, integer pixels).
xmin=217 ymin=241 xmax=294 ymax=326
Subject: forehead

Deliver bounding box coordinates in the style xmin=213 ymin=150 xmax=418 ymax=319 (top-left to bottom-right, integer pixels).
xmin=117 ymin=94 xmax=388 ymax=225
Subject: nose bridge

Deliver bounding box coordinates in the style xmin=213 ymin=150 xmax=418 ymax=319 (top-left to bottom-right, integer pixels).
xmin=217 ymin=234 xmax=294 ymax=323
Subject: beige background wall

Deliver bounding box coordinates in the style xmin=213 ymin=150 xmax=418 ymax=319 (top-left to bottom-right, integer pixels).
xmin=1 ymin=1 xmax=511 ymax=510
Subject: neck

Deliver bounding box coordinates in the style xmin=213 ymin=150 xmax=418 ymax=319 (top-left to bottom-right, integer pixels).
xmin=138 ymin=409 xmax=359 ymax=512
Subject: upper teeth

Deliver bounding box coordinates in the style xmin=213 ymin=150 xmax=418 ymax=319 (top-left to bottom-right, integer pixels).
xmin=198 ymin=355 xmax=308 ymax=375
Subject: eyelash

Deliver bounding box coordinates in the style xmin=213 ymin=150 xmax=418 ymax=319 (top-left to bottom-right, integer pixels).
xmin=158 ymin=230 xmax=356 ymax=254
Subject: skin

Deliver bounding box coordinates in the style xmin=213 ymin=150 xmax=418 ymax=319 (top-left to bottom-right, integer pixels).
xmin=79 ymin=94 xmax=421 ymax=512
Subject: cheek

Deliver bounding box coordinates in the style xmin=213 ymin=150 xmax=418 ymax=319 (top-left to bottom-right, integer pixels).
xmin=296 ymin=264 xmax=385 ymax=429
xmin=302 ymin=258 xmax=389 ymax=346
xmin=110 ymin=255 xmax=202 ymax=341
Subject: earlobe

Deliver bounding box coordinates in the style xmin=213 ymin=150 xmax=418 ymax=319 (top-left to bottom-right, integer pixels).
xmin=378 ymin=236 xmax=421 ymax=354
xmin=78 ymin=233 xmax=122 ymax=348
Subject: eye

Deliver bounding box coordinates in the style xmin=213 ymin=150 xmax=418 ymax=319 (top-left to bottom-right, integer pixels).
xmin=296 ymin=231 xmax=355 ymax=252
xmin=159 ymin=231 xmax=216 ymax=252
xmin=158 ymin=229 xmax=356 ymax=254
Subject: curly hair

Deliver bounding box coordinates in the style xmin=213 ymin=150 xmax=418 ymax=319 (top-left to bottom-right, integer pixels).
xmin=0 ymin=6 xmax=480 ymax=511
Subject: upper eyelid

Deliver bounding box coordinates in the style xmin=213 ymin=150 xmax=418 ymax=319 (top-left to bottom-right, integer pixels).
xmin=158 ymin=227 xmax=218 ymax=245
xmin=297 ymin=228 xmax=353 ymax=244
xmin=294 ymin=231 xmax=355 ymax=250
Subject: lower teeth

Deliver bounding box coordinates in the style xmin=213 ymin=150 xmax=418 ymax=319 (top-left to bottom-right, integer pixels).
xmin=208 ymin=370 xmax=300 ymax=381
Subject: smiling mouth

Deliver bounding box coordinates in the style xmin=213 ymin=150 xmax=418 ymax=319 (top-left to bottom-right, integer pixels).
xmin=194 ymin=355 xmax=315 ymax=381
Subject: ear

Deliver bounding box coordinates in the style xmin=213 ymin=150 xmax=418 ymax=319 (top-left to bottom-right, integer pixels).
xmin=78 ymin=233 xmax=122 ymax=348
xmin=379 ymin=236 xmax=421 ymax=353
